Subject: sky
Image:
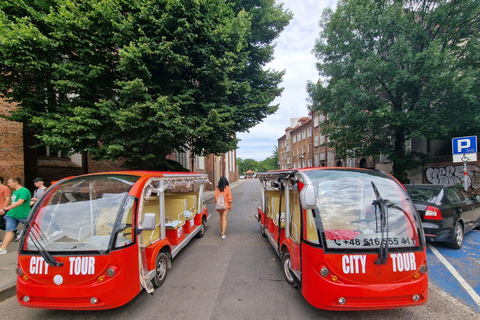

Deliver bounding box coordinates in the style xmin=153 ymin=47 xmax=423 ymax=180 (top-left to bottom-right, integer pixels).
xmin=236 ymin=0 xmax=338 ymax=161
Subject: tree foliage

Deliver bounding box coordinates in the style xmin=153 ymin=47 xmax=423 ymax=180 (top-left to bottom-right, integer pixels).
xmin=308 ymin=0 xmax=480 ymax=182
xmin=237 ymin=146 xmax=278 ymax=174
xmin=0 ymin=0 xmax=291 ymax=169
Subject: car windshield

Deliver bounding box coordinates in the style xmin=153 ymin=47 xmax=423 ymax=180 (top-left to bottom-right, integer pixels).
xmin=405 ymin=187 xmax=440 ymax=203
xmin=25 ymin=174 xmax=138 ymax=253
xmin=304 ymin=169 xmax=422 ymax=251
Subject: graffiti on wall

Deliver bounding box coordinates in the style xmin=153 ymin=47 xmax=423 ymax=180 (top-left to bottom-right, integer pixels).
xmin=425 ymin=164 xmax=480 ymax=190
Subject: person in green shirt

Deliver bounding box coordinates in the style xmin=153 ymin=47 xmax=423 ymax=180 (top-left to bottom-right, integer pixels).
xmin=0 ymin=178 xmax=31 ymax=254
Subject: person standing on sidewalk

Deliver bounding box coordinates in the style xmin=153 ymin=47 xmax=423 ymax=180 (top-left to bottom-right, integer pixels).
xmin=0 ymin=178 xmax=31 ymax=254
xmin=214 ymin=177 xmax=232 ymax=239
xmin=0 ymin=177 xmax=11 ymax=246
xmin=30 ymin=177 xmax=47 ymax=206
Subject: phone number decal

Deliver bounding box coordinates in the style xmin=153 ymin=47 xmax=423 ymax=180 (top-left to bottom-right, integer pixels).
xmin=332 ymin=237 xmax=417 ymax=247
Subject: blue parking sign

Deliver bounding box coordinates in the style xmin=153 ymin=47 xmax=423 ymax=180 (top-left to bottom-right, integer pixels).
xmin=452 ymin=136 xmax=477 ymax=155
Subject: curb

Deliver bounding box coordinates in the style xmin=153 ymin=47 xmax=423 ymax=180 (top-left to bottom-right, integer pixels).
xmin=0 ymin=179 xmax=248 ymax=303
xmin=0 ymin=279 xmax=16 ymax=303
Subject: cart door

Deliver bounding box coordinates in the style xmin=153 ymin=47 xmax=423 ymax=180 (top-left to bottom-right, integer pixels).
xmin=289 ymin=188 xmax=301 ymax=278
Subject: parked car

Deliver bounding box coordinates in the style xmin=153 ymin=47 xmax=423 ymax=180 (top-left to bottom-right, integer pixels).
xmin=405 ymin=184 xmax=480 ymax=249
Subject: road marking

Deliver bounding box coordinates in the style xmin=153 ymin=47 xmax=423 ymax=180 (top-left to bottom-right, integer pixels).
xmin=428 ymin=244 xmax=480 ymax=307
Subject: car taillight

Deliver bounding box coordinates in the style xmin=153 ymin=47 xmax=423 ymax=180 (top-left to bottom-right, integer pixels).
xmin=424 ymin=206 xmax=442 ymax=220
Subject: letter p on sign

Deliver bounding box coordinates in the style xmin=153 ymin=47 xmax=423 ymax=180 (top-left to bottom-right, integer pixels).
xmin=458 ymin=139 xmax=471 ymax=153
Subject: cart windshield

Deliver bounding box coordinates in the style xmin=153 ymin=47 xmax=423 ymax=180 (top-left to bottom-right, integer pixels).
xmin=24 ymin=174 xmax=138 ymax=253
xmin=304 ymin=169 xmax=422 ymax=251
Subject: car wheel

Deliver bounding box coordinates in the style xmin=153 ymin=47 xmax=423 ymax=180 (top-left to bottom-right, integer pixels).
xmin=195 ymin=220 xmax=205 ymax=238
xmin=282 ymin=252 xmax=297 ymax=288
xmin=152 ymin=252 xmax=168 ymax=288
xmin=448 ymin=222 xmax=464 ymax=249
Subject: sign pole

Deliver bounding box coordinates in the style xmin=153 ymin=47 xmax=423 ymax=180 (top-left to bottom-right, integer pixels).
xmin=463 ymin=158 xmax=467 ymax=191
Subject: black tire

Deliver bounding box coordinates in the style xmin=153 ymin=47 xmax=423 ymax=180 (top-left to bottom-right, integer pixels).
xmin=282 ymin=252 xmax=297 ymax=288
xmin=261 ymin=224 xmax=266 ymax=237
xmin=448 ymin=221 xmax=464 ymax=249
xmin=152 ymin=252 xmax=168 ymax=288
xmin=195 ymin=220 xmax=206 ymax=238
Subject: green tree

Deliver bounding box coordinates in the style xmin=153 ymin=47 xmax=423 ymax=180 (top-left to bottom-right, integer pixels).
xmin=308 ymin=0 xmax=480 ymax=182
xmin=0 ymin=0 xmax=291 ymax=169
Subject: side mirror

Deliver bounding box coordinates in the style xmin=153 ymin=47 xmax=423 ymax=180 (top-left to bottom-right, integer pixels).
xmin=136 ymin=213 xmax=156 ymax=234
xmin=300 ymin=184 xmax=316 ymax=209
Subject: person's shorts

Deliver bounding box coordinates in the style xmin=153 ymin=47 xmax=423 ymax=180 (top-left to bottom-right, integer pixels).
xmin=5 ymin=215 xmax=27 ymax=232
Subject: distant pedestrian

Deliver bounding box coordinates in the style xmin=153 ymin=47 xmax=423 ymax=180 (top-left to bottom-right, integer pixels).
xmin=214 ymin=177 xmax=232 ymax=239
xmin=0 ymin=178 xmax=31 ymax=254
xmin=0 ymin=177 xmax=11 ymax=245
xmin=30 ymin=177 xmax=47 ymax=206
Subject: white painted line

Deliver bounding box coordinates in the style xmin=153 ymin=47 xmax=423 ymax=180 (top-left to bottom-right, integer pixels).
xmin=428 ymin=244 xmax=480 ymax=307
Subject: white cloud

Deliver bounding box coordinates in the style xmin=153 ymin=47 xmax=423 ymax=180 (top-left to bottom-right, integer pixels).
xmin=237 ymin=0 xmax=337 ymax=161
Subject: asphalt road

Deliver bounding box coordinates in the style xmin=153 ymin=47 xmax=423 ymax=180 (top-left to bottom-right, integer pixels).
xmin=0 ymin=179 xmax=478 ymax=319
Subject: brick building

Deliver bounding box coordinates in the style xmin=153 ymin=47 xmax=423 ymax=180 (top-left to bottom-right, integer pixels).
xmin=0 ymin=98 xmax=24 ymax=181
xmin=278 ymin=112 xmax=373 ymax=170
xmin=1 ymin=97 xmax=237 ymax=192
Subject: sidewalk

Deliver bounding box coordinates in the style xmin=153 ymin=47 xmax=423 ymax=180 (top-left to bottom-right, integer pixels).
xmin=0 ymin=178 xmax=246 ymax=302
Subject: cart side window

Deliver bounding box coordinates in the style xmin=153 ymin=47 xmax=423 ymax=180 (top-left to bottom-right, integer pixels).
xmin=305 ymin=209 xmax=319 ymax=244
xmin=114 ymin=196 xmax=136 ymax=249
xmin=290 ymin=189 xmax=301 ymax=244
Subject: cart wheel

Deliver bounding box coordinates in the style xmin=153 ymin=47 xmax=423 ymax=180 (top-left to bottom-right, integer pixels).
xmin=448 ymin=221 xmax=464 ymax=249
xmin=261 ymin=225 xmax=266 ymax=237
xmin=152 ymin=252 xmax=168 ymax=288
xmin=282 ymin=252 xmax=297 ymax=288
xmin=195 ymin=220 xmax=206 ymax=238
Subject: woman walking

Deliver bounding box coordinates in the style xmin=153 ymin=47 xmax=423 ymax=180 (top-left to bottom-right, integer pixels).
xmin=214 ymin=177 xmax=232 ymax=239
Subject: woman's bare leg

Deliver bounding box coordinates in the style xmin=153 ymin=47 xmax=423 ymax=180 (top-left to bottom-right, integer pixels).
xmin=220 ymin=211 xmax=228 ymax=236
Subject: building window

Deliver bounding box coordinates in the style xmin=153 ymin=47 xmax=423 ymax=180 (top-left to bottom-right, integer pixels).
xmin=303 ymin=160 xmax=306 ymax=167
xmin=196 ymin=156 xmax=205 ymax=170
xmin=307 ymin=127 xmax=311 ymax=137
xmin=297 ymin=133 xmax=300 ymax=141
xmin=302 ymin=146 xmax=305 ymax=154
xmin=314 ymin=154 xmax=319 ymax=167
xmin=293 ymin=135 xmax=297 ymax=143
xmin=328 ymin=150 xmax=334 ymax=167
xmin=176 ymin=150 xmax=189 ymax=169
xmin=302 ymin=131 xmax=306 ymax=140
xmin=37 ymin=146 xmax=67 ymax=159
xmin=314 ymin=135 xmax=319 ymax=147
xmin=314 ymin=116 xmax=319 ymax=127
xmin=320 ymin=114 xmax=326 ymax=122
xmin=320 ymin=134 xmax=325 ymax=145
xmin=308 ymin=159 xmax=312 ymax=167
xmin=320 ymin=153 xmax=326 ymax=161
xmin=347 ymin=157 xmax=355 ymax=168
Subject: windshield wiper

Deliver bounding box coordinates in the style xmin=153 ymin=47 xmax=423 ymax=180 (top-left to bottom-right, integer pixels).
xmin=371 ymin=182 xmax=389 ymax=265
xmin=29 ymin=222 xmax=63 ymax=267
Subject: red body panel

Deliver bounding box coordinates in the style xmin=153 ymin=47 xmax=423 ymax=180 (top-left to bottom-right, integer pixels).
xmin=301 ymin=242 xmax=428 ymax=310
xmin=17 ymin=245 xmax=140 ymax=310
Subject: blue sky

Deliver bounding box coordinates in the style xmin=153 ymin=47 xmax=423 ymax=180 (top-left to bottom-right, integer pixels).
xmin=236 ymin=0 xmax=338 ymax=161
